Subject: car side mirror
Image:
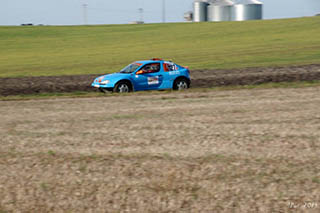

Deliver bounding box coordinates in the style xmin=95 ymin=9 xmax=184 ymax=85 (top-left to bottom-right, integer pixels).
xmin=136 ymin=70 xmax=144 ymax=75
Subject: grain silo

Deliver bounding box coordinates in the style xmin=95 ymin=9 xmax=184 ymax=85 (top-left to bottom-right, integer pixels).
xmin=193 ymin=0 xmax=210 ymax=22
xmin=231 ymin=0 xmax=263 ymax=21
xmin=207 ymin=0 xmax=234 ymax=22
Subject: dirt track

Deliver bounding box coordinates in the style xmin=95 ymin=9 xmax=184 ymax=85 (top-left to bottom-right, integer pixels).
xmin=1 ymin=64 xmax=320 ymax=96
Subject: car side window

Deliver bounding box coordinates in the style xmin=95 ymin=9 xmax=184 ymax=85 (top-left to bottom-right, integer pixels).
xmin=164 ymin=62 xmax=177 ymax=72
xmin=140 ymin=63 xmax=160 ymax=73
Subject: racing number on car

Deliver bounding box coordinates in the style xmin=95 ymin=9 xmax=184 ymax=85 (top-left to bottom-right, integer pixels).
xmin=148 ymin=76 xmax=159 ymax=85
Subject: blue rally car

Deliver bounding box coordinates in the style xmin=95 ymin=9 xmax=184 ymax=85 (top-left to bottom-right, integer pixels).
xmin=92 ymin=58 xmax=191 ymax=93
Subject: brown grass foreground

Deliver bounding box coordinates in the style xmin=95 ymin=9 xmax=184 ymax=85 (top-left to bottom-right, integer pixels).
xmin=0 ymin=87 xmax=320 ymax=212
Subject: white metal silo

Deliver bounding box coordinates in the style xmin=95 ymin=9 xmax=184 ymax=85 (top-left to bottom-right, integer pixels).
xmin=231 ymin=0 xmax=263 ymax=21
xmin=193 ymin=0 xmax=209 ymax=22
xmin=207 ymin=0 xmax=234 ymax=22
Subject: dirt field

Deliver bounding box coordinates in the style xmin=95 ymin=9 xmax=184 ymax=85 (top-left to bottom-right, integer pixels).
xmin=1 ymin=87 xmax=320 ymax=212
xmin=1 ymin=64 xmax=320 ymax=96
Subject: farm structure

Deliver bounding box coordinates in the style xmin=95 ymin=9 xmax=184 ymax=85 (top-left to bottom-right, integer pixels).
xmin=191 ymin=0 xmax=262 ymax=22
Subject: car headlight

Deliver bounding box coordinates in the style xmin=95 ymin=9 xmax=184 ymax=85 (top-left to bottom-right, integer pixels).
xmin=100 ymin=80 xmax=110 ymax=85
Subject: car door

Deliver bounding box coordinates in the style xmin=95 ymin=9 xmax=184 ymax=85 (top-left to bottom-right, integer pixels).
xmin=133 ymin=63 xmax=164 ymax=90
xmin=161 ymin=61 xmax=181 ymax=88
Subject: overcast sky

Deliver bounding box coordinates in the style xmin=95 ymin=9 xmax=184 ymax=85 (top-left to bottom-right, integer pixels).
xmin=1 ymin=0 xmax=319 ymax=26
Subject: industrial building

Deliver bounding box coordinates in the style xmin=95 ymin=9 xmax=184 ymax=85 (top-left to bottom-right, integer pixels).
xmin=189 ymin=0 xmax=263 ymax=22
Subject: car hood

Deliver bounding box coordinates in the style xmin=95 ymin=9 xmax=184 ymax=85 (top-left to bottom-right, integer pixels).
xmin=96 ymin=72 xmax=130 ymax=82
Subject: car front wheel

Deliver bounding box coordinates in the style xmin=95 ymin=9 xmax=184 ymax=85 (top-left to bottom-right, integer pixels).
xmin=173 ymin=78 xmax=189 ymax=91
xmin=113 ymin=81 xmax=131 ymax=93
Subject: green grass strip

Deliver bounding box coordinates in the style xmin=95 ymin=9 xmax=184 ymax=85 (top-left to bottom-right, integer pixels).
xmin=1 ymin=17 xmax=320 ymax=78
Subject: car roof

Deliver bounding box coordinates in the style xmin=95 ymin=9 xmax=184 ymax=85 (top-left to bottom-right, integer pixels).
xmin=135 ymin=60 xmax=158 ymax=64
xmin=134 ymin=59 xmax=173 ymax=64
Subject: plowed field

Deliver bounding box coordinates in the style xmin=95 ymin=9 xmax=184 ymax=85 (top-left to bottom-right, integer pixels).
xmin=1 ymin=86 xmax=320 ymax=212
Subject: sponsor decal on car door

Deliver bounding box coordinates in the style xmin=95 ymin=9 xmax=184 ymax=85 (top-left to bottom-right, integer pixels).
xmin=148 ymin=76 xmax=159 ymax=85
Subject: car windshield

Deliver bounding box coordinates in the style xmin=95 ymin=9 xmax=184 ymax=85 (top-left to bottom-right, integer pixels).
xmin=120 ymin=63 xmax=141 ymax=73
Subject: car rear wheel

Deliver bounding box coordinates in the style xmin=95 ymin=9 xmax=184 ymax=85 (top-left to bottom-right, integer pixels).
xmin=173 ymin=78 xmax=189 ymax=91
xmin=113 ymin=81 xmax=131 ymax=93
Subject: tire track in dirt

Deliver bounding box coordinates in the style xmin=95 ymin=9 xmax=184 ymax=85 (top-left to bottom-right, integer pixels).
xmin=1 ymin=64 xmax=320 ymax=96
